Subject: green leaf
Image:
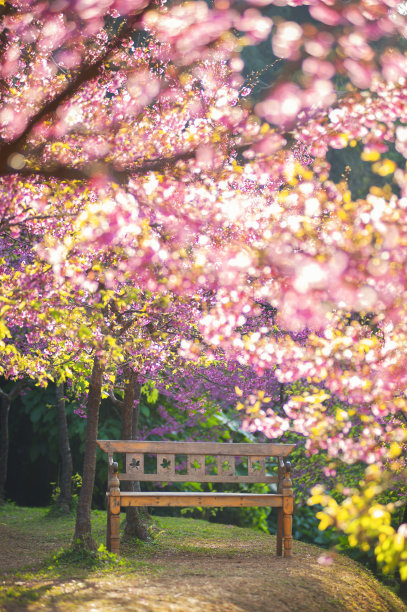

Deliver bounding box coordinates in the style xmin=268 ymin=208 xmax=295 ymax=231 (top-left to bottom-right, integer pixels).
xmin=140 ymin=404 xmax=150 ymax=417
xmin=78 ymin=324 xmax=92 ymax=339
xmin=30 ymin=405 xmax=44 ymax=423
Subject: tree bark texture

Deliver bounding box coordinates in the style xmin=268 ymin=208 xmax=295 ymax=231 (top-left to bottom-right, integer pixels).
xmin=56 ymin=382 xmax=73 ymax=513
xmin=121 ymin=368 xmax=150 ymax=542
xmin=0 ymin=395 xmax=10 ymax=504
xmin=73 ymin=355 xmax=103 ymax=549
xmin=0 ymin=382 xmax=23 ymax=505
xmin=121 ymin=365 xmax=136 ymax=440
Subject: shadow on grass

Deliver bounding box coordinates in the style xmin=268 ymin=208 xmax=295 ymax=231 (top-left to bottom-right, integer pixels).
xmin=0 ymin=543 xmax=144 ymax=611
xmin=1 ymin=583 xmax=51 ymax=610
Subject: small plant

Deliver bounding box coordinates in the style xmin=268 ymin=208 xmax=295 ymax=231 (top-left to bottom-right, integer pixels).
xmin=48 ymin=543 xmax=127 ymax=570
xmin=49 ymin=473 xmax=82 ymax=513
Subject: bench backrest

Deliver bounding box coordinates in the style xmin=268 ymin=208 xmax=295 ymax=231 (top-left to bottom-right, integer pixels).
xmin=97 ymin=440 xmax=295 ymax=484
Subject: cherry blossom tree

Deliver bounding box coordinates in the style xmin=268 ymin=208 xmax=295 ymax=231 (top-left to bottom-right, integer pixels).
xmin=1 ymin=0 xmax=407 ymax=571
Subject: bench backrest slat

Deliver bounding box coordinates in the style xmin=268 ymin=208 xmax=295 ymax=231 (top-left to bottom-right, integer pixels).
xmin=97 ymin=440 xmax=295 ymax=457
xmin=117 ymin=472 xmax=278 ymax=484
xmin=97 ymin=440 xmax=295 ymax=484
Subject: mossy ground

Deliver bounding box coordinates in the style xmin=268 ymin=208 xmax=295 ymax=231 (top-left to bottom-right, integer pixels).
xmin=0 ymin=503 xmax=405 ymax=611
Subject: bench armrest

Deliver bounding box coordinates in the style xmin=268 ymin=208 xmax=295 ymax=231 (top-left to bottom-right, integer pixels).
xmin=108 ymin=460 xmax=120 ymax=493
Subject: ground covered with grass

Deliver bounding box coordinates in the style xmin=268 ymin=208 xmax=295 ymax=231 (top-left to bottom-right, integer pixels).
xmin=0 ymin=503 xmax=405 ymax=611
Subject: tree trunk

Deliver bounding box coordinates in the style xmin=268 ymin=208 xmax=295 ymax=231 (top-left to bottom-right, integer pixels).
xmin=0 ymin=394 xmax=10 ymax=505
xmin=0 ymin=381 xmax=22 ymax=505
xmin=73 ymin=355 xmax=104 ymax=549
xmin=56 ymin=382 xmax=73 ymax=513
xmin=121 ymin=365 xmax=135 ymax=440
xmin=122 ymin=368 xmax=150 ymax=542
xmin=132 ymin=378 xmax=141 ymax=440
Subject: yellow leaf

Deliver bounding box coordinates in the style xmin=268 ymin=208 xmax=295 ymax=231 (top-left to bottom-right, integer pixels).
xmin=389 ymin=442 xmax=402 ymax=459
xmin=400 ymin=563 xmax=407 ymax=582
xmin=372 ymin=159 xmax=397 ymax=176
xmin=361 ymin=150 xmax=381 ymax=162
xmin=337 ymin=133 xmax=349 ymax=147
xmin=316 ymin=512 xmax=333 ymax=531
xmin=343 ymin=190 xmax=351 ymax=203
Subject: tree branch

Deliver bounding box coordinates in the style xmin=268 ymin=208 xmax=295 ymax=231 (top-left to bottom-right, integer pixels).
xmin=0 ymin=139 xmax=255 ymax=183
xmin=0 ymin=9 xmax=149 ymax=173
xmin=109 ymin=388 xmax=124 ymax=409
xmin=0 ymin=379 xmax=23 ymax=401
xmin=9 ymin=380 xmax=24 ymax=401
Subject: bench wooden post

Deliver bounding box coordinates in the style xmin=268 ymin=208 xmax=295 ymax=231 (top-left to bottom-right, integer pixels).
xmin=282 ymin=459 xmax=294 ymax=558
xmin=276 ymin=457 xmax=284 ymax=556
xmin=107 ymin=460 xmax=121 ymax=553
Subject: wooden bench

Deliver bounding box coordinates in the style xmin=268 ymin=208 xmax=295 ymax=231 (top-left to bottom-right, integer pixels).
xmin=97 ymin=440 xmax=296 ymax=557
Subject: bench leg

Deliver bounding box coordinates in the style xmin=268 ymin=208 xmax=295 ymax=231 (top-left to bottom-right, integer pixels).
xmin=106 ymin=497 xmax=111 ymax=551
xmin=282 ymin=463 xmax=294 ymax=558
xmin=276 ymin=508 xmax=283 ymax=556
xmin=283 ymin=509 xmax=293 ymax=558
xmin=108 ymin=493 xmax=121 ymax=554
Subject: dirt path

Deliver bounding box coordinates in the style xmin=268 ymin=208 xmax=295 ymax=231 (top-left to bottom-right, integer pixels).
xmin=0 ymin=509 xmax=405 ymax=612
xmin=2 ymin=543 xmax=405 ymax=612
xmin=46 ymin=554 xmax=371 ymax=612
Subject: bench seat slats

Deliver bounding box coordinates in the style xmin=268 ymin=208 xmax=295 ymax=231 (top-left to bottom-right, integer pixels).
xmin=115 ymin=492 xmax=284 ymax=508
xmin=98 ymin=440 xmax=295 ymax=456
xmin=117 ymin=472 xmax=278 ymax=483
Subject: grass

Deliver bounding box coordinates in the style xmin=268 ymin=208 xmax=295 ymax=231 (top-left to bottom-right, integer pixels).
xmin=0 ymin=503 xmax=406 ymax=611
